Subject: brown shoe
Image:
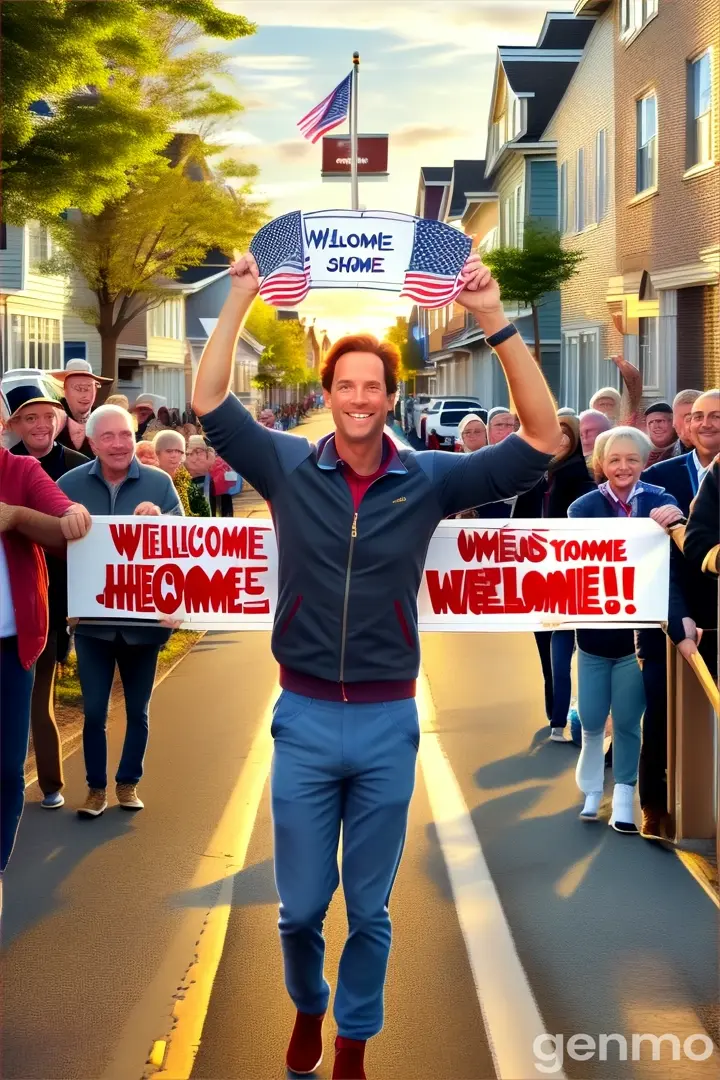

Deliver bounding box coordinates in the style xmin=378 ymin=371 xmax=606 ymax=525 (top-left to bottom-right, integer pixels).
xmin=116 ymin=783 xmax=144 ymax=811
xmin=77 ymin=788 xmax=107 ymax=818
xmin=641 ymin=808 xmax=674 ymax=843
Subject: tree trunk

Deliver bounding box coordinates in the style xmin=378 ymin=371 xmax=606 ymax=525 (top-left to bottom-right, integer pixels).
xmin=531 ymin=302 xmax=542 ymax=367
xmin=99 ymin=331 xmax=120 ymax=401
xmin=98 ymin=297 xmax=120 ymax=394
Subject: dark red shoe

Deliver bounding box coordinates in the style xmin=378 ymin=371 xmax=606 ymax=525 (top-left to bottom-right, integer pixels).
xmin=332 ymin=1036 xmax=367 ymax=1079
xmin=286 ymin=1011 xmax=325 ymax=1075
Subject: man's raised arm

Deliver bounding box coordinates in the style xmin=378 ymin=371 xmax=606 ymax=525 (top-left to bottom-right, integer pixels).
xmin=456 ymin=255 xmax=562 ymax=456
xmin=192 ymin=254 xmax=260 ymax=417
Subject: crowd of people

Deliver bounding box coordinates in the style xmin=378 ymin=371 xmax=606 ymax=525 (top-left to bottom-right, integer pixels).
xmin=0 ymin=360 xmax=326 ymax=867
xmin=1 ymin=246 xmax=718 ymax=1079
xmin=400 ymin=373 xmax=719 ymax=840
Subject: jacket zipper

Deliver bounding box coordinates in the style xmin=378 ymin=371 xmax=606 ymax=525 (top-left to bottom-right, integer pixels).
xmin=339 ymin=511 xmax=358 ymax=699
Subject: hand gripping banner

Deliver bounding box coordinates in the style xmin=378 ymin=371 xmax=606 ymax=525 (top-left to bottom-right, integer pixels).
xmin=248 ymin=209 xmax=472 ymax=309
xmin=67 ymin=517 xmax=670 ymax=633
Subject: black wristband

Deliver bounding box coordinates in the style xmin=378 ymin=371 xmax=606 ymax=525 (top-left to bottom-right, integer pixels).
xmin=486 ymin=323 xmax=518 ymax=348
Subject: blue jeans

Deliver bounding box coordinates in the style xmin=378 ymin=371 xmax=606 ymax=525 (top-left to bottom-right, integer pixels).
xmin=576 ymin=649 xmax=645 ymax=794
xmin=75 ymin=635 xmax=161 ymax=790
xmin=534 ymin=630 xmax=576 ymax=727
xmin=0 ymin=637 xmax=35 ymax=870
xmin=270 ymin=691 xmax=419 ymax=1041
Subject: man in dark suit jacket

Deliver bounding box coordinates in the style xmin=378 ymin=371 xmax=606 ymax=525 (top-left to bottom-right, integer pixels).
xmin=644 ymin=390 xmax=719 ymax=669
xmin=639 ymin=391 xmax=719 ymax=839
xmin=684 ymin=458 xmax=719 ymax=576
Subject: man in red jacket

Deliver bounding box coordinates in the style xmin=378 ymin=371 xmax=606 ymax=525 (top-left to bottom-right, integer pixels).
xmin=0 ymin=423 xmax=90 ymax=872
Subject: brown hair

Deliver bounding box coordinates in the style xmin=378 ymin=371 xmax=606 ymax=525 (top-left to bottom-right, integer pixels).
xmin=320 ymin=334 xmax=400 ymax=394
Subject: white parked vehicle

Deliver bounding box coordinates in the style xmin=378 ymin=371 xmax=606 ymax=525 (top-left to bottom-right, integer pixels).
xmin=415 ymin=396 xmax=482 ymax=442
xmin=426 ymin=405 xmax=488 ymax=451
xmin=410 ymin=394 xmax=433 ymax=434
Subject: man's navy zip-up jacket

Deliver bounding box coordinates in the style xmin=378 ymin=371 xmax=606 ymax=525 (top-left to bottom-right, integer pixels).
xmin=201 ymin=393 xmax=553 ymax=699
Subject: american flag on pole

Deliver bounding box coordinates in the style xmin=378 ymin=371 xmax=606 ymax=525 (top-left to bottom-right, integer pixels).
xmin=249 ymin=211 xmax=311 ymax=306
xmin=297 ymin=73 xmax=352 ymax=143
xmin=399 ymin=219 xmax=472 ymax=308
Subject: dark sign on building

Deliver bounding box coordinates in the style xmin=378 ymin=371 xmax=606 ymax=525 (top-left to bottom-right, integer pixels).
xmin=321 ymin=134 xmax=389 ymax=181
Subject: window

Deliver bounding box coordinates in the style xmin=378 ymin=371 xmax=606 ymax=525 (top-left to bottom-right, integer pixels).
xmin=512 ymin=98 xmax=523 ymax=139
xmin=559 ymin=161 xmax=568 ymax=233
xmin=636 ymin=94 xmax=657 ymax=193
xmin=575 ymin=148 xmax=585 ymax=231
xmin=687 ymin=51 xmax=713 ymax=168
xmin=148 ymin=298 xmax=183 ymax=339
xmin=7 ymin=314 xmax=61 ymax=369
xmin=0 ymin=222 xmax=6 ymax=250
xmin=638 ymin=316 xmax=659 ymax=389
xmin=595 ymin=130 xmax=608 ymax=221
xmin=562 ymin=328 xmax=619 ymax=412
xmin=27 ymin=222 xmax=51 ymax=266
xmin=621 ymin=0 xmax=658 ymax=38
xmin=64 ymin=341 xmax=87 ymax=363
xmin=503 ymin=195 xmax=516 ymax=246
xmin=514 ymin=184 xmax=524 ymax=247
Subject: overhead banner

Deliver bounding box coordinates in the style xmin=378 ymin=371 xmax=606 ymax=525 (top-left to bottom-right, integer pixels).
xmin=249 ymin=209 xmax=471 ymax=308
xmin=67 ymin=517 xmax=670 ymax=633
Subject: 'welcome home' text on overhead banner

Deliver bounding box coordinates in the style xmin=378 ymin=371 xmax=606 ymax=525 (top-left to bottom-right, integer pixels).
xmin=67 ymin=518 xmax=670 ymax=633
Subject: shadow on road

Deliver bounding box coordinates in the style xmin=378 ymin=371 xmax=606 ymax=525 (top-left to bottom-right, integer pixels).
xmin=168 ymin=856 xmax=278 ymax=912
xmin=2 ymin=807 xmax=134 ymax=946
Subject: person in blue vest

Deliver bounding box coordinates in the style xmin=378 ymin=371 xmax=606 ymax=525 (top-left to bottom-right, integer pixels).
xmin=640 ymin=390 xmax=719 ymax=840
xmin=191 ymin=250 xmax=562 ymax=1080
xmin=568 ymin=426 xmax=696 ymax=836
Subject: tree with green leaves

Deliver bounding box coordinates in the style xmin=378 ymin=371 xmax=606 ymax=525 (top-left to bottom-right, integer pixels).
xmin=482 ymin=223 xmax=584 ymax=366
xmin=385 ymin=315 xmax=424 ymax=382
xmin=246 ymin=301 xmax=316 ymax=400
xmin=2 ymin=0 xmax=256 ymax=223
xmin=43 ymin=150 xmax=266 ymax=381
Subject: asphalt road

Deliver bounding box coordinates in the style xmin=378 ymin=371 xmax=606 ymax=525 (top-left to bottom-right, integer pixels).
xmin=3 ymin=411 xmax=719 ymax=1080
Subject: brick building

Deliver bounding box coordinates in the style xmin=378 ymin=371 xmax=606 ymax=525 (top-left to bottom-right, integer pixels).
xmin=581 ymin=0 xmax=719 ymax=395
xmin=544 ymin=8 xmax=624 ymax=409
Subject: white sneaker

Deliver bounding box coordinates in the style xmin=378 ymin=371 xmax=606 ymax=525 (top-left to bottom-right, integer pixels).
xmin=610 ymin=783 xmax=638 ymax=834
xmin=550 ymin=727 xmax=567 ymax=742
xmin=580 ymin=792 xmax=602 ymax=820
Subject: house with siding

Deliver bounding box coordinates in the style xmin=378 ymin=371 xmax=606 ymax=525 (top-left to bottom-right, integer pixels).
xmin=543 ymin=6 xmax=624 ymax=410
xmin=0 ymin=222 xmax=65 ymax=371
xmin=583 ymin=0 xmax=719 ymax=396
xmin=483 ymin=12 xmax=597 ymax=399
xmin=184 ymin=271 xmax=263 ymax=414
xmin=413 ymin=160 xmax=502 ymax=408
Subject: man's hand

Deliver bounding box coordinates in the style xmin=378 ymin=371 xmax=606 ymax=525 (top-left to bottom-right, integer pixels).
xmin=455 ymin=256 xmax=503 ymax=326
xmin=61 ymin=504 xmax=92 ymax=541
xmin=134 ymin=502 xmax=162 ymax=516
xmin=650 ymin=505 xmax=685 ymax=531
xmin=0 ymin=503 xmax=20 ymax=534
xmin=678 ymin=617 xmax=701 ymax=660
xmin=159 ymin=617 xmax=184 ymax=630
xmin=228 ymin=253 xmax=260 ymax=298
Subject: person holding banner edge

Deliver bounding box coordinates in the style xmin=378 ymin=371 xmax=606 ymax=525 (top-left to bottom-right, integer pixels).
xmin=192 ymin=251 xmax=562 ymax=1080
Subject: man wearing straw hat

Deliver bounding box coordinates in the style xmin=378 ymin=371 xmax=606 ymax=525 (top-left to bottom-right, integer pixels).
xmin=50 ymin=358 xmax=112 ymax=459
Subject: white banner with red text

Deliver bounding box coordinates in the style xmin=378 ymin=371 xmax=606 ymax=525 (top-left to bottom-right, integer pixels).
xmin=66 ymin=516 xmax=670 ymax=632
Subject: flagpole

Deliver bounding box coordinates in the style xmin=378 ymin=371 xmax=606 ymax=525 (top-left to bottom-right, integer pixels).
xmin=350 ymin=51 xmax=360 ymax=211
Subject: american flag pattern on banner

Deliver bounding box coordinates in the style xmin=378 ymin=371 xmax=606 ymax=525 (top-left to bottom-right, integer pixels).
xmin=298 ymin=73 xmax=352 ymax=143
xmin=399 ymin=219 xmax=472 ymax=308
xmin=250 ymin=211 xmax=311 ymax=306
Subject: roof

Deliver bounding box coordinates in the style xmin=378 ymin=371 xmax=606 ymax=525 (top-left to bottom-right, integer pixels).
xmin=536 ymin=11 xmax=597 ymax=49
xmin=505 ymin=58 xmax=585 ymax=141
xmin=447 ymin=160 xmax=494 ymax=219
xmin=421 ymin=166 xmax=453 ymax=184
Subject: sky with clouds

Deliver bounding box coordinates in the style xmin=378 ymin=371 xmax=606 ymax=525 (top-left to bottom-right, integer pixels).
xmin=212 ymin=0 xmax=574 ymax=340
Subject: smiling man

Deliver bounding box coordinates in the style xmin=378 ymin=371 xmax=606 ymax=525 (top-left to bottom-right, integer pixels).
xmin=192 ymin=251 xmax=561 ymax=1080
xmin=51 ymin=358 xmax=111 ymax=459
xmin=58 ymin=405 xmax=182 ymax=819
